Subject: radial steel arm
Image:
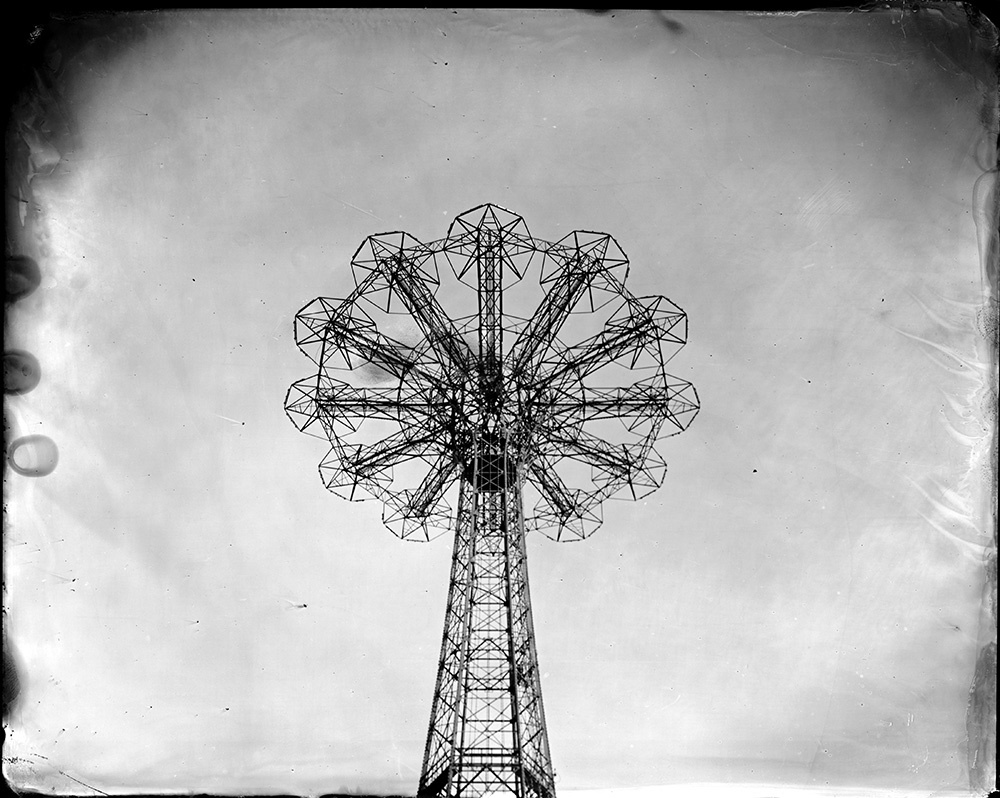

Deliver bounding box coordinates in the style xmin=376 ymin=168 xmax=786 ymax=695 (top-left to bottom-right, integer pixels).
xmin=536 ymin=425 xmax=634 ymax=476
xmin=313 ymin=384 xmax=450 ymax=422
xmin=339 ymin=421 xmax=448 ymax=480
xmin=508 ymin=249 xmax=602 ymax=382
xmin=540 ymin=380 xmax=700 ymax=433
xmin=526 ymin=454 xmax=584 ymax=522
xmin=324 ymin=311 xmax=447 ymax=387
xmin=385 ymin=451 xmax=462 ymax=527
xmin=536 ymin=296 xmax=686 ymax=388
xmin=374 ymin=251 xmax=475 ymax=375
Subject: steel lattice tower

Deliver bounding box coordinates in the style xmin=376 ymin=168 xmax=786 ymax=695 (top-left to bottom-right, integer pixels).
xmin=285 ymin=205 xmax=699 ymax=797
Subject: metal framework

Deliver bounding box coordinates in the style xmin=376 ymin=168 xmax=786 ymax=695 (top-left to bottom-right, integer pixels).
xmin=285 ymin=204 xmax=699 ymax=797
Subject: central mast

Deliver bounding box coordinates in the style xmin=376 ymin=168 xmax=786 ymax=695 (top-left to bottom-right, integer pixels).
xmin=419 ymin=226 xmax=555 ymax=798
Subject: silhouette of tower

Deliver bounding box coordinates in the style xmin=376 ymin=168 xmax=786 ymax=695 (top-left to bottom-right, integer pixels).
xmin=285 ymin=205 xmax=699 ymax=797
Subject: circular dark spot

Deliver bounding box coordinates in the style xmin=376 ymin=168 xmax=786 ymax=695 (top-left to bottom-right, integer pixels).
xmin=4 ymin=350 xmax=41 ymax=394
xmin=6 ymin=256 xmax=41 ymax=302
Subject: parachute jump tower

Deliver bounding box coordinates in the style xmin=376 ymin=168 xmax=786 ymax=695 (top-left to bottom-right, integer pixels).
xmin=285 ymin=205 xmax=699 ymax=798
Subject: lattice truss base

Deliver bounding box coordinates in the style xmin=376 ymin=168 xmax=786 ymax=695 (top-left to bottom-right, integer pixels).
xmin=420 ymin=442 xmax=553 ymax=798
xmin=285 ymin=205 xmax=700 ymax=797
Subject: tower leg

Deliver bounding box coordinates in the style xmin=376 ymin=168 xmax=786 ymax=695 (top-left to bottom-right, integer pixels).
xmin=418 ymin=451 xmax=555 ymax=798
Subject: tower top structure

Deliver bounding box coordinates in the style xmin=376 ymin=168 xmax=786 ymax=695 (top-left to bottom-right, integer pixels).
xmin=286 ymin=203 xmax=699 ymax=543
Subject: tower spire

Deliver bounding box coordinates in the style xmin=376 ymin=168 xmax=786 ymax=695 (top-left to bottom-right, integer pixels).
xmin=285 ymin=204 xmax=699 ymax=795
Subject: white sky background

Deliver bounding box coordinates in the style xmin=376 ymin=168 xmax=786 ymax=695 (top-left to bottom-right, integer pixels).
xmin=4 ymin=8 xmax=996 ymax=796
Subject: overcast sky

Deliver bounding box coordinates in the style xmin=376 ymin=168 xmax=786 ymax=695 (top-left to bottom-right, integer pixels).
xmin=4 ymin=8 xmax=996 ymax=796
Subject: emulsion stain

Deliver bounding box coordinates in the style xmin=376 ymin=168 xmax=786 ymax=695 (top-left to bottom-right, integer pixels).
xmin=3 ymin=350 xmax=41 ymax=395
xmin=5 ymin=256 xmax=41 ymax=301
xmin=579 ymin=9 xmax=685 ymax=34
xmin=8 ymin=434 xmax=59 ymax=477
xmin=2 ymin=633 xmax=23 ymax=721
xmin=655 ymin=12 xmax=685 ymax=33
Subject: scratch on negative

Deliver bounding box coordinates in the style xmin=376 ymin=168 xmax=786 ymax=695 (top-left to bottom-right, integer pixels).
xmin=340 ymin=200 xmax=385 ymax=223
xmin=58 ymin=770 xmax=110 ymax=796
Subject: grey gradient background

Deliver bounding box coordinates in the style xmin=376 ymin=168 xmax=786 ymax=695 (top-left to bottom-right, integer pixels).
xmin=3 ymin=8 xmax=996 ymax=796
